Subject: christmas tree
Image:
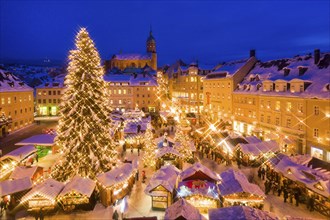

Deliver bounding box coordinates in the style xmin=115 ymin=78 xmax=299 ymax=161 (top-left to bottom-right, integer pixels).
xmin=174 ymin=124 xmax=193 ymax=162
xmin=156 ymin=70 xmax=169 ymax=105
xmin=51 ymin=28 xmax=118 ymax=181
xmin=142 ymin=124 xmax=157 ymax=168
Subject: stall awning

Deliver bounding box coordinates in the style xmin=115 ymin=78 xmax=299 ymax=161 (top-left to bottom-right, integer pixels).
xmin=283 ymin=138 xmax=294 ymax=144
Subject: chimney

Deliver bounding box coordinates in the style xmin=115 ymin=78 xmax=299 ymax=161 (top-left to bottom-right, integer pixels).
xmin=314 ymin=49 xmax=320 ymax=64
xmin=250 ymin=49 xmax=256 ymax=58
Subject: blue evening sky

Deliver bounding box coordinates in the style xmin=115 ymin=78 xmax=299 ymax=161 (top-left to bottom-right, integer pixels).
xmin=0 ymin=0 xmax=329 ymax=66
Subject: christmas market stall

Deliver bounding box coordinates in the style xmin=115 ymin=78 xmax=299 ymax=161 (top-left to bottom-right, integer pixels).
xmin=218 ymin=169 xmax=265 ymax=208
xmin=15 ymin=134 xmax=57 ymax=157
xmin=235 ymin=140 xmax=279 ymax=166
xmin=145 ymin=165 xmax=180 ymax=210
xmin=164 ymin=199 xmax=205 ymax=220
xmin=156 ymin=146 xmax=183 ymax=170
xmin=176 ymin=162 xmax=221 ymax=213
xmin=0 ymin=145 xmax=37 ymax=180
xmin=97 ymin=163 xmax=137 ymax=207
xmin=208 ymin=206 xmax=278 ymax=220
xmin=20 ymin=178 xmax=64 ymax=212
xmin=10 ymin=165 xmax=44 ymax=184
xmin=0 ymin=177 xmax=33 ymax=210
xmin=57 ymin=175 xmax=97 ymax=211
xmin=271 ymin=156 xmax=330 ymax=217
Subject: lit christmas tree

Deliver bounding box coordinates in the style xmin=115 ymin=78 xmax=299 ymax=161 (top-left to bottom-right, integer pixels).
xmin=51 ymin=28 xmax=118 ymax=181
xmin=156 ymin=70 xmax=170 ymax=111
xmin=174 ymin=124 xmax=193 ymax=162
xmin=142 ymin=124 xmax=157 ymax=168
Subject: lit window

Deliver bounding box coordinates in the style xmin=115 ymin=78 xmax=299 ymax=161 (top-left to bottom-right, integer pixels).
xmin=313 ymin=128 xmax=319 ymax=138
xmin=275 ymin=101 xmax=280 ymax=111
xmin=286 ymin=117 xmax=291 ymax=127
xmin=275 ymin=117 xmax=280 ymax=125
xmin=314 ymin=106 xmax=319 ymax=115
xmin=298 ymin=103 xmax=303 ymax=113
xmin=1 ymin=98 xmax=4 ymax=105
xmin=118 ymin=89 xmax=122 ymax=95
xmin=286 ymin=102 xmax=292 ymax=111
xmin=8 ymin=97 xmax=11 ymax=104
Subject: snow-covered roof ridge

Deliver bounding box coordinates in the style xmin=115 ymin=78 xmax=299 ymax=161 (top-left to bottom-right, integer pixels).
xmin=178 ymin=162 xmax=220 ymax=182
xmin=21 ymin=178 xmax=64 ymax=202
xmin=235 ymin=52 xmax=330 ymax=99
xmin=145 ymin=165 xmax=180 ymax=194
xmin=2 ymin=145 xmax=37 ymax=162
xmin=15 ymin=134 xmax=55 ymax=146
xmin=59 ymin=175 xmax=96 ymax=197
xmin=112 ymin=53 xmax=152 ymax=60
xmin=218 ymin=169 xmax=265 ymax=197
xmin=96 ymin=163 xmax=134 ymax=188
xmin=164 ymin=198 xmax=204 ymax=220
xmin=237 ymin=140 xmax=280 ymax=156
xmin=156 ymin=146 xmax=182 ymax=158
xmin=208 ymin=206 xmax=278 ymax=220
xmin=0 ymin=69 xmax=33 ymax=92
xmin=104 ymin=72 xmax=157 ymax=86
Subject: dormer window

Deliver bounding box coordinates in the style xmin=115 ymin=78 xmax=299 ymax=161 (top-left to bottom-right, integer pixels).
xmin=284 ymin=68 xmax=290 ymax=76
xmin=298 ymin=66 xmax=308 ymax=76
xmin=257 ymin=84 xmax=262 ymax=91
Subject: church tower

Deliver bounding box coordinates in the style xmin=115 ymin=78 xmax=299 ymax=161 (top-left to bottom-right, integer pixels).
xmin=146 ymin=28 xmax=157 ymax=70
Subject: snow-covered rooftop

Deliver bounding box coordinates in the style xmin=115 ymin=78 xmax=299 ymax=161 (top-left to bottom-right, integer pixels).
xmin=97 ymin=163 xmax=135 ymax=188
xmin=59 ymin=175 xmax=96 ymax=198
xmin=104 ymin=72 xmax=157 ymax=86
xmin=36 ymin=78 xmax=65 ymax=88
xmin=237 ymin=140 xmax=280 ymax=156
xmin=178 ymin=162 xmax=220 ymax=182
xmin=218 ymin=169 xmax=265 ymax=197
xmin=112 ymin=53 xmax=152 ymax=61
xmin=21 ymin=178 xmax=64 ymax=201
xmin=208 ymin=206 xmax=278 ymax=220
xmin=0 ymin=69 xmax=33 ymax=92
xmin=1 ymin=145 xmax=37 ymax=162
xmin=9 ymin=166 xmax=42 ymax=180
xmin=235 ymin=53 xmax=330 ymax=99
xmin=145 ymin=165 xmax=180 ymax=195
xmin=15 ymin=134 xmax=55 ymax=146
xmin=0 ymin=177 xmax=33 ymax=196
xmin=156 ymin=146 xmax=182 ymax=158
xmin=206 ymin=59 xmax=249 ymax=79
xmin=164 ymin=199 xmax=204 ymax=220
xmin=274 ymin=157 xmax=330 ymax=198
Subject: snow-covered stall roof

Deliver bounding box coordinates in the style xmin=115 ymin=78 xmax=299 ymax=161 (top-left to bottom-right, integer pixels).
xmin=234 ymin=53 xmax=330 ymax=99
xmin=145 ymin=165 xmax=180 ymax=195
xmin=237 ymin=140 xmax=279 ymax=156
xmin=156 ymin=147 xmax=182 ymax=158
xmin=0 ymin=177 xmax=33 ymax=196
xmin=154 ymin=136 xmax=176 ymax=146
xmin=58 ymin=176 xmax=96 ymax=198
xmin=164 ymin=199 xmax=204 ymax=220
xmin=218 ymin=169 xmax=265 ymax=197
xmin=274 ymin=157 xmax=330 ymax=198
xmin=21 ymin=178 xmax=64 ymax=202
xmin=9 ymin=166 xmax=42 ymax=180
xmin=1 ymin=145 xmax=37 ymax=162
xmin=97 ymin=163 xmax=134 ymax=188
xmin=178 ymin=162 xmax=220 ymax=182
xmin=0 ymin=69 xmax=33 ymax=92
xmin=208 ymin=206 xmax=278 ymax=220
xmin=15 ymin=134 xmax=55 ymax=146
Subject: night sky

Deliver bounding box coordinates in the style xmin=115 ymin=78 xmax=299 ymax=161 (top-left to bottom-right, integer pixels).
xmin=0 ymin=0 xmax=329 ymax=66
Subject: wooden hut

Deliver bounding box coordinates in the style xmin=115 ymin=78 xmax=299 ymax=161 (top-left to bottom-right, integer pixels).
xmin=176 ymin=162 xmax=221 ymax=213
xmin=218 ymin=169 xmax=265 ymax=208
xmin=20 ymin=178 xmax=64 ymax=212
xmin=10 ymin=166 xmax=44 ymax=184
xmin=164 ymin=199 xmax=204 ymax=220
xmin=57 ymin=176 xmax=96 ymax=211
xmin=145 ymin=165 xmax=180 ymax=210
xmin=156 ymin=146 xmax=183 ymax=169
xmin=97 ymin=163 xmax=136 ymax=207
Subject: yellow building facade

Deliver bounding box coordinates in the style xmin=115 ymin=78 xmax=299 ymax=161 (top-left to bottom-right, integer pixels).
xmin=36 ymin=82 xmax=65 ymax=116
xmin=0 ymin=71 xmax=34 ymax=137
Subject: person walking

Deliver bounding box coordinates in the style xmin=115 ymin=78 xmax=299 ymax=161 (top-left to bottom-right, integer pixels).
xmin=39 ymin=208 xmax=44 ymax=220
xmin=112 ymin=210 xmax=119 ymax=220
xmin=283 ymin=188 xmax=288 ymax=203
xmin=261 ymin=167 xmax=266 ymax=180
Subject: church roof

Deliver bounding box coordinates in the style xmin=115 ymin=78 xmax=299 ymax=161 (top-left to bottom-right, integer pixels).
xmin=147 ymin=31 xmax=156 ymax=42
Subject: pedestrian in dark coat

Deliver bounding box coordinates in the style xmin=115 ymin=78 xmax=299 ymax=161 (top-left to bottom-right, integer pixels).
xmin=277 ymin=186 xmax=282 ymax=197
xmin=283 ymin=189 xmax=288 ymax=203
xmin=112 ymin=210 xmax=119 ymax=220
xmin=261 ymin=167 xmax=266 ymax=180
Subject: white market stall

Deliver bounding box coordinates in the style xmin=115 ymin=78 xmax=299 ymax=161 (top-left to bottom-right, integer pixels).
xmin=0 ymin=145 xmax=37 ymax=179
xmin=15 ymin=134 xmax=57 ymax=157
xmin=97 ymin=163 xmax=137 ymax=207
xmin=10 ymin=165 xmax=44 ymax=184
xmin=145 ymin=165 xmax=180 ymax=210
xmin=57 ymin=175 xmax=96 ymax=211
xmin=176 ymin=162 xmax=221 ymax=213
xmin=20 ymin=178 xmax=64 ymax=212
xmin=218 ymin=169 xmax=265 ymax=208
xmin=164 ymin=199 xmax=204 ymax=220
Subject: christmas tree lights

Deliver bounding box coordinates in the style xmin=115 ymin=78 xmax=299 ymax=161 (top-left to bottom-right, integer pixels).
xmin=142 ymin=124 xmax=157 ymax=168
xmin=51 ymin=28 xmax=118 ymax=181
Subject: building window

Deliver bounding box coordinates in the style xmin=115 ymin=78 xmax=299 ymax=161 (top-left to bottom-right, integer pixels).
xmin=58 ymin=99 xmax=61 ymax=103
xmin=260 ymin=114 xmax=264 ymax=122
xmin=267 ymin=101 xmax=271 ymax=109
xmin=260 ymin=100 xmax=264 ymax=108
xmin=118 ymin=89 xmax=122 ymax=95
xmin=275 ymin=101 xmax=280 ymax=111
xmin=286 ymin=117 xmax=291 ymax=127
xmin=57 ymin=90 xmax=61 ymax=95
xmin=38 ymin=91 xmax=42 ymax=95
xmin=286 ymin=102 xmax=292 ymax=111
xmin=298 ymin=123 xmax=303 ymax=131
xmin=298 ymin=103 xmax=303 ymax=113
xmin=300 ymin=84 xmax=304 ymax=92
xmin=48 ymin=91 xmax=51 ymax=95
xmin=38 ymin=99 xmax=41 ymax=104
xmin=123 ymin=89 xmax=126 ymax=94
xmin=275 ymin=117 xmax=280 ymax=125
xmin=314 ymin=106 xmax=319 ymax=115
xmin=110 ymin=100 xmax=113 ymax=104
xmin=49 ymin=99 xmax=52 ymax=103
xmin=113 ymin=90 xmax=117 ymax=95
xmin=53 ymin=99 xmax=57 ymax=103
xmin=1 ymin=98 xmax=4 ymax=105
xmin=43 ymin=91 xmax=46 ymax=95
xmin=53 ymin=91 xmax=56 ymax=95
xmin=43 ymin=99 xmax=46 ymax=104
xmin=267 ymin=116 xmax=271 ymax=123
xmin=313 ymin=128 xmax=319 ymax=138
xmin=28 ymin=95 xmax=31 ymax=101
xmin=119 ymin=100 xmax=122 ymax=104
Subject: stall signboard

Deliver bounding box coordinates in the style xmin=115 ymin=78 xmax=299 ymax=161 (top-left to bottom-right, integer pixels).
xmin=29 ymin=200 xmax=53 ymax=208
